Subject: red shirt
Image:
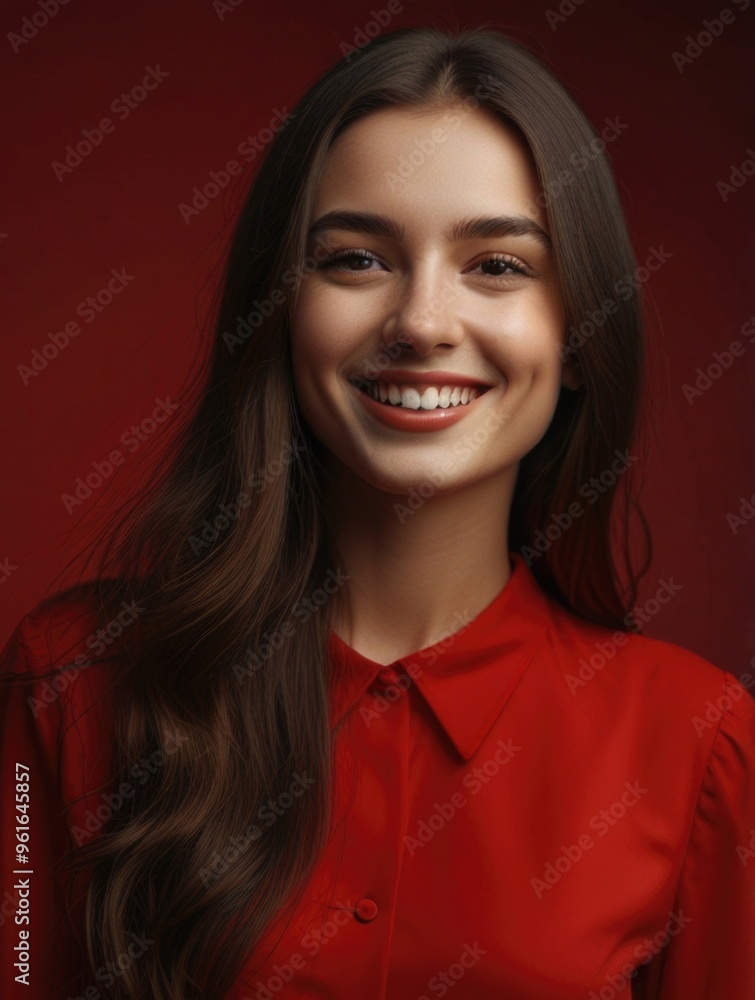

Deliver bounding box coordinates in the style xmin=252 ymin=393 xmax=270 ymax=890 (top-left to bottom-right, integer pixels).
xmin=2 ymin=552 xmax=754 ymax=999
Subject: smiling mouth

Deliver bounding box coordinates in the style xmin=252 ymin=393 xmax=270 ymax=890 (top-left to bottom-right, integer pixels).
xmin=352 ymin=379 xmax=493 ymax=411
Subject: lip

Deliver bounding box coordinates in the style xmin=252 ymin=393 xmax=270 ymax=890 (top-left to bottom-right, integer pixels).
xmin=350 ymin=378 xmax=494 ymax=433
xmin=350 ymin=368 xmax=493 ymax=389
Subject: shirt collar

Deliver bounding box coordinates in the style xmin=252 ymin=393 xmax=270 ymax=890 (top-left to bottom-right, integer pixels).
xmin=327 ymin=551 xmax=553 ymax=761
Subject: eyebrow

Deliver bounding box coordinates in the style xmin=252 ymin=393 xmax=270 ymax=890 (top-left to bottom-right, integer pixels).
xmin=307 ymin=210 xmax=553 ymax=253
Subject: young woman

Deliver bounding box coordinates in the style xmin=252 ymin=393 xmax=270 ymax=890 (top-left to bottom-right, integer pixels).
xmin=1 ymin=24 xmax=753 ymax=1000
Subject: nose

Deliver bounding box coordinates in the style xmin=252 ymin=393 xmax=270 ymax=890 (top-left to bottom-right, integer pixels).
xmin=382 ymin=266 xmax=466 ymax=357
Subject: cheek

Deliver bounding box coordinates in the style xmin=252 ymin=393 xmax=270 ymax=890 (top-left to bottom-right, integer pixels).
xmin=289 ymin=296 xmax=353 ymax=434
xmin=485 ymin=301 xmax=565 ymax=383
xmin=290 ymin=286 xmax=363 ymax=374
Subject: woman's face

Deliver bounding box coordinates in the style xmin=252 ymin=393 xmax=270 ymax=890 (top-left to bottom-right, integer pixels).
xmin=290 ymin=101 xmax=570 ymax=496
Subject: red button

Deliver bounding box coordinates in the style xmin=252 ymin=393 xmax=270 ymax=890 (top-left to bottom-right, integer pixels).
xmin=377 ymin=666 xmax=400 ymax=686
xmin=354 ymin=898 xmax=378 ymax=922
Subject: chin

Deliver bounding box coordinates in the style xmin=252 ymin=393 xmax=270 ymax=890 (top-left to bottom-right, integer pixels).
xmin=351 ymin=452 xmax=506 ymax=500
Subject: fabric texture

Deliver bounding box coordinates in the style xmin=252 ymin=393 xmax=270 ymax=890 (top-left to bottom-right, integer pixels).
xmin=1 ymin=552 xmax=753 ymax=999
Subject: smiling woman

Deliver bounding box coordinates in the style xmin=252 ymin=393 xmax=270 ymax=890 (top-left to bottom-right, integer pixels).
xmin=291 ymin=104 xmax=571 ymax=553
xmin=1 ymin=23 xmax=754 ymax=1000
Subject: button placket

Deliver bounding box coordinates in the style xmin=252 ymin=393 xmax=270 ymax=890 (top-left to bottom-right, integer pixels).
xmin=345 ymin=659 xmax=410 ymax=991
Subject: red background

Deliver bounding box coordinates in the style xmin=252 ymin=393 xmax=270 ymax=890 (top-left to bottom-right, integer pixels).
xmin=1 ymin=0 xmax=752 ymax=678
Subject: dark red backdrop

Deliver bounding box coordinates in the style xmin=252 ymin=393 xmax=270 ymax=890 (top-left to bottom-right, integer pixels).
xmin=1 ymin=0 xmax=752 ymax=679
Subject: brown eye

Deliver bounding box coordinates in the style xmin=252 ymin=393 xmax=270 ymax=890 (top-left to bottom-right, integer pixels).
xmin=474 ymin=255 xmax=531 ymax=279
xmin=319 ymin=251 xmax=381 ymax=272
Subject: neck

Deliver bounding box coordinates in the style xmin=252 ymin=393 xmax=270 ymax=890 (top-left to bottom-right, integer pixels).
xmin=323 ymin=459 xmax=517 ymax=665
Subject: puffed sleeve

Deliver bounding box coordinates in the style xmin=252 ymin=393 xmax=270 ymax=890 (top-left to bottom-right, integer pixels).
xmin=640 ymin=672 xmax=755 ymax=998
xmin=0 ymin=611 xmax=93 ymax=1000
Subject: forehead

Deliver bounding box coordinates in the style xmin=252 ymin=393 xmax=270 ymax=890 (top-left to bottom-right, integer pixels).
xmin=311 ymin=103 xmax=547 ymax=232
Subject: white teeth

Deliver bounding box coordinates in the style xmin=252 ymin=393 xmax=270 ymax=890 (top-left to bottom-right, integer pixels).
xmin=419 ymin=387 xmax=439 ymax=409
xmin=365 ymin=382 xmax=483 ymax=410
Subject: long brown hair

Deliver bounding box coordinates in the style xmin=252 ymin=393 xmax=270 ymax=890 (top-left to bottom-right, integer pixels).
xmin=4 ymin=25 xmax=650 ymax=999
